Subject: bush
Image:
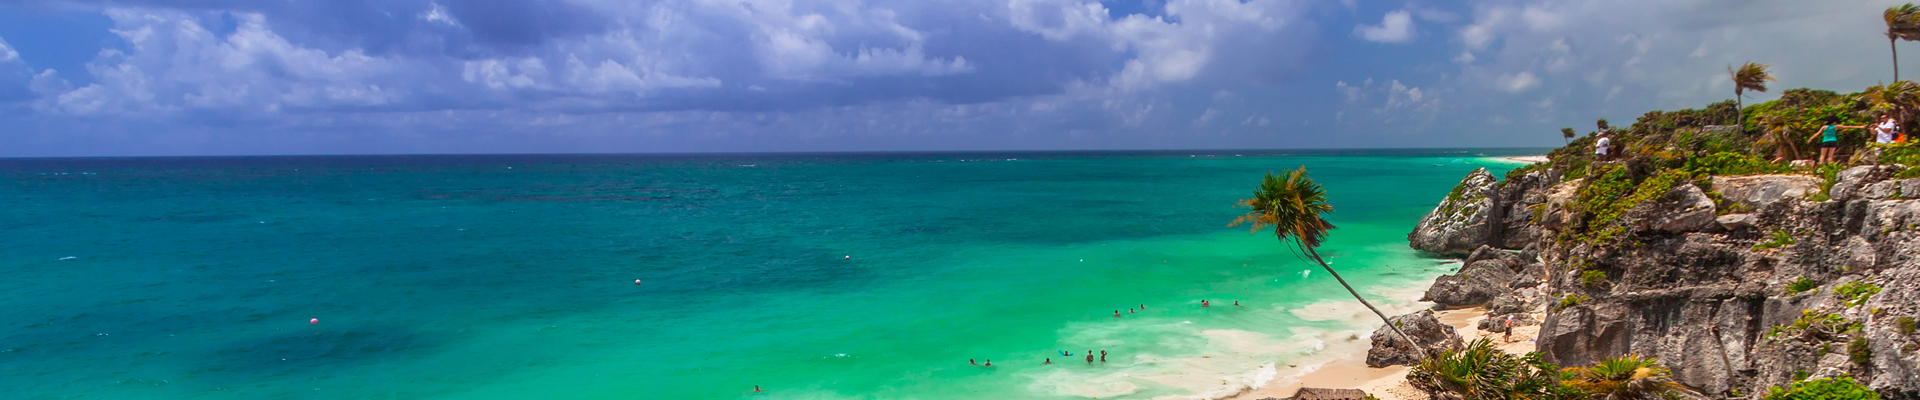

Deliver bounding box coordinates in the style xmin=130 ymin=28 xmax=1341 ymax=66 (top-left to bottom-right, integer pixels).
xmin=1767 ymin=310 xmax=1859 ymax=342
xmin=1900 ymin=317 xmax=1917 ymax=335
xmin=1408 ymin=339 xmax=1586 ymax=400
xmin=1756 ymin=230 xmax=1797 ymax=250
xmin=1764 ymin=376 xmax=1882 ymax=400
xmin=1833 ymin=281 xmax=1882 ymax=307
xmin=1688 ymin=151 xmax=1791 ymax=176
xmin=1580 ymin=270 xmax=1609 ymax=288
xmin=1849 ymin=337 xmax=1872 ymax=365
xmin=1554 ymin=294 xmax=1589 ymax=312
xmin=1784 ymin=276 xmax=1818 ymax=295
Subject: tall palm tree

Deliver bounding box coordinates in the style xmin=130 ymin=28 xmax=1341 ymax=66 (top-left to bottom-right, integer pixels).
xmin=1730 ymin=62 xmax=1775 ymax=131
xmin=1231 ymin=167 xmax=1426 ymax=359
xmin=1561 ymin=128 xmax=1577 ymax=145
xmin=1562 ymin=354 xmax=1697 ymax=400
xmin=1596 ymin=119 xmax=1610 ymax=133
xmin=1886 ymin=4 xmax=1920 ymax=82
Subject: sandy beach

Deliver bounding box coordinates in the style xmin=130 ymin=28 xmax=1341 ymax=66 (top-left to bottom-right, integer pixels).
xmin=1224 ymin=307 xmax=1545 ymax=400
xmin=1486 ymin=155 xmax=1550 ymax=165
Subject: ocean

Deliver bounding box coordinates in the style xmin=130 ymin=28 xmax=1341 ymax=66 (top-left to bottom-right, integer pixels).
xmin=0 ymin=150 xmax=1533 ymax=400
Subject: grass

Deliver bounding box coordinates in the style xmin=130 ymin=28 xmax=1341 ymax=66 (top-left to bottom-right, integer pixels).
xmin=1766 ymin=310 xmax=1859 ymax=342
xmin=1899 ymin=317 xmax=1916 ymax=335
xmin=1579 ymin=270 xmax=1608 ymax=288
xmin=1554 ymin=294 xmax=1590 ymax=312
xmin=1849 ymin=337 xmax=1872 ymax=365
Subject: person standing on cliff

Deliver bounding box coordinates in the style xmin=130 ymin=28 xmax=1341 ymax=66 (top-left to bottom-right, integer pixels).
xmin=1875 ymin=114 xmax=1899 ymax=144
xmin=1594 ymin=132 xmax=1612 ymax=162
xmin=1810 ymin=117 xmax=1865 ymax=164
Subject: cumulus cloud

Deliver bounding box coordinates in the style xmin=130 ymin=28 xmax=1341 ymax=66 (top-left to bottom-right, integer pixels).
xmin=1355 ymin=10 xmax=1415 ymax=43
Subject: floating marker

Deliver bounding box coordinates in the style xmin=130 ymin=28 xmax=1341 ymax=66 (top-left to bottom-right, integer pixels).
xmin=845 ymin=255 xmax=850 ymax=259
xmin=310 ymin=318 xmax=319 ymax=324
xmin=634 ymin=279 xmax=643 ymax=285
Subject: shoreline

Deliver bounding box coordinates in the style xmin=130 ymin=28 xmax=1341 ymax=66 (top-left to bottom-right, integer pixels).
xmin=1221 ymin=307 xmax=1544 ymax=400
xmin=1482 ymin=155 xmax=1549 ymax=165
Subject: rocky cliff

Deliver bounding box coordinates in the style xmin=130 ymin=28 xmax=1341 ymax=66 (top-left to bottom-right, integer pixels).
xmin=1400 ymin=164 xmax=1920 ymax=399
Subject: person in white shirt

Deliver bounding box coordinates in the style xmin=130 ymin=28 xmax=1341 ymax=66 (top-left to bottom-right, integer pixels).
xmin=1594 ymin=133 xmax=1612 ymax=161
xmin=1875 ymin=115 xmax=1899 ymax=144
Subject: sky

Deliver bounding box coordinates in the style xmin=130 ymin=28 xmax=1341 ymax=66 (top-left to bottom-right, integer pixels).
xmin=0 ymin=0 xmax=1917 ymax=156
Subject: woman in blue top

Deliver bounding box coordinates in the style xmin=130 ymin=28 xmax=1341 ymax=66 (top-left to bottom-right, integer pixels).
xmin=1809 ymin=116 xmax=1865 ymax=165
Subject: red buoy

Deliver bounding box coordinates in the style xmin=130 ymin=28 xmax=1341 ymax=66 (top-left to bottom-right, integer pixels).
xmin=310 ymin=318 xmax=318 ymax=324
xmin=634 ymin=279 xmax=643 ymax=284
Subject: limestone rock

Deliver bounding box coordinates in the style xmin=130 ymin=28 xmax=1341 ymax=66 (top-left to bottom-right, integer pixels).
xmin=1830 ymin=164 xmax=1907 ymax=202
xmin=1410 ymin=168 xmax=1498 ymax=256
xmin=1365 ymin=311 xmax=1464 ymax=367
xmin=1710 ymin=175 xmax=1820 ymax=209
xmin=1421 ymin=260 xmax=1517 ymax=307
xmin=1715 ymin=213 xmax=1757 ymax=230
xmin=1624 ymin=183 xmax=1717 ymax=233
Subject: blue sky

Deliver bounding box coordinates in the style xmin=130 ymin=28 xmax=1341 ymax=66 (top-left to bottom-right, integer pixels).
xmin=0 ymin=0 xmax=1914 ymax=156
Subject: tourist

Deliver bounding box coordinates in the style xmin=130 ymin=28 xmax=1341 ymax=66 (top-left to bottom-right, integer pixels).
xmin=1233 ymin=301 xmax=1240 ymax=307
xmin=1045 ymin=358 xmax=1052 ymax=365
xmin=1594 ymin=132 xmax=1611 ymax=162
xmin=1099 ymin=350 xmax=1107 ymax=362
xmin=1201 ymin=300 xmax=1209 ymax=307
xmin=1811 ymin=117 xmax=1865 ymax=164
xmin=1114 ymin=310 xmax=1121 ymax=317
xmin=1877 ymin=114 xmax=1900 ymax=144
xmin=1086 ymin=351 xmax=1094 ymax=364
xmin=753 ymin=386 xmax=764 ymax=393
xmin=984 ymin=360 xmax=992 ymax=367
xmin=1502 ymin=316 xmax=1514 ymax=342
xmin=970 ymin=359 xmax=977 ymax=365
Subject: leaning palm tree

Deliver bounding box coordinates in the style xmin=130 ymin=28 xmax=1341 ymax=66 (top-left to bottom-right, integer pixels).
xmin=1886 ymin=4 xmax=1920 ymax=82
xmin=1730 ymin=62 xmax=1775 ymax=131
xmin=1561 ymin=128 xmax=1577 ymax=144
xmin=1231 ymin=167 xmax=1425 ymax=359
xmin=1563 ymin=354 xmax=1698 ymax=400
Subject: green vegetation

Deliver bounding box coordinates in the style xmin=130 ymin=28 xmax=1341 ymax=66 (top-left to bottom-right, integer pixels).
xmin=1849 ymin=337 xmax=1873 ymax=365
xmin=1564 ymin=354 xmax=1698 ymax=400
xmin=1232 ymin=167 xmax=1425 ymax=360
xmin=1407 ymin=339 xmax=1586 ymax=400
xmin=1900 ymin=316 xmax=1918 ymax=335
xmin=1579 ymin=270 xmax=1608 ymax=288
xmin=1784 ymin=276 xmax=1819 ymax=295
xmin=1688 ymin=151 xmax=1792 ymax=176
xmin=1732 ymin=62 xmax=1777 ymax=129
xmin=1756 ymin=230 xmax=1798 ymax=251
xmin=1554 ymin=294 xmax=1589 ymax=312
xmin=1834 ymin=281 xmax=1883 ymax=307
xmin=1764 ymin=376 xmax=1882 ymax=400
xmin=1767 ymin=310 xmax=1861 ymax=342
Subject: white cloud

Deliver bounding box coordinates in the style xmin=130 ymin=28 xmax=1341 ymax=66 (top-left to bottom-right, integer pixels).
xmin=1498 ymin=71 xmax=1540 ymax=93
xmin=1355 ymin=10 xmax=1416 ymax=43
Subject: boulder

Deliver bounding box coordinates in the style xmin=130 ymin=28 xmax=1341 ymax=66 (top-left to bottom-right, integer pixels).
xmin=1714 ymin=213 xmax=1757 ymax=230
xmin=1829 ymin=164 xmax=1907 ymax=202
xmin=1365 ymin=311 xmax=1464 ymax=367
xmin=1624 ymin=183 xmax=1717 ymax=233
xmin=1487 ymin=294 xmax=1528 ymax=316
xmin=1791 ymin=159 xmax=1817 ymax=168
xmin=1410 ymin=168 xmax=1499 ymax=256
xmin=1422 ymin=260 xmax=1518 ymax=307
xmin=1478 ymin=312 xmax=1539 ymax=332
xmin=1710 ymin=175 xmax=1820 ymax=209
xmin=1464 ymin=245 xmax=1526 ymax=271
xmin=1509 ymin=263 xmax=1546 ymax=289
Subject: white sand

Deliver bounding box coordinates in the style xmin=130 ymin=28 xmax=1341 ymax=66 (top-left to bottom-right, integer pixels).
xmin=1485 ymin=155 xmax=1550 ymax=165
xmin=1222 ymin=308 xmax=1545 ymax=400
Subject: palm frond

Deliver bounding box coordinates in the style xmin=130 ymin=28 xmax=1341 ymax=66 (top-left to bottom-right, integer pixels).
xmin=1889 ymin=4 xmax=1920 ymax=41
xmin=1730 ymin=62 xmax=1775 ymax=95
xmin=1230 ymin=167 xmax=1335 ymax=250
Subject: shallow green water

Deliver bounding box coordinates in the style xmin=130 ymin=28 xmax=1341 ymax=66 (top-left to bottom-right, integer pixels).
xmin=0 ymin=150 xmax=1527 ymax=399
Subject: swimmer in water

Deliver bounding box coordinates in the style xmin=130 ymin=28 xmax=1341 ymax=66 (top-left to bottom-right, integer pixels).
xmin=1234 ymin=301 xmax=1240 ymax=307
xmin=1113 ymin=310 xmax=1121 ymax=317
xmin=1045 ymin=358 xmax=1053 ymax=365
xmin=1100 ymin=350 xmax=1107 ymax=362
xmin=753 ymin=386 xmax=764 ymax=393
xmin=1129 ymin=309 xmax=1135 ymax=314
xmin=1201 ymin=300 xmax=1209 ymax=307
xmin=970 ymin=359 xmax=977 ymax=365
xmin=984 ymin=360 xmax=992 ymax=367
xmin=1086 ymin=351 xmax=1094 ymax=364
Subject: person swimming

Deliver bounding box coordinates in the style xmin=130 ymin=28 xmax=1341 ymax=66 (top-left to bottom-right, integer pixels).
xmin=1086 ymin=351 xmax=1094 ymax=364
xmin=1044 ymin=358 xmax=1052 ymax=365
xmin=1201 ymin=300 xmax=1209 ymax=307
xmin=970 ymin=359 xmax=977 ymax=365
xmin=1233 ymin=301 xmax=1240 ymax=307
xmin=1113 ymin=310 xmax=1121 ymax=317
xmin=1099 ymin=350 xmax=1107 ymax=362
xmin=984 ymin=360 xmax=992 ymax=367
xmin=752 ymin=386 xmax=764 ymax=393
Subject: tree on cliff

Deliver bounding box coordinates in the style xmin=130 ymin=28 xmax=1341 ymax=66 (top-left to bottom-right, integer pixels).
xmin=1885 ymin=4 xmax=1920 ymax=82
xmin=1562 ymin=128 xmax=1577 ymax=144
xmin=1731 ymin=62 xmax=1775 ymax=131
xmin=1231 ymin=167 xmax=1426 ymax=359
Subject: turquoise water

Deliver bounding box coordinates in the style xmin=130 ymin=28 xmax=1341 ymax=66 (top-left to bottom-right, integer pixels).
xmin=0 ymin=150 xmax=1529 ymax=400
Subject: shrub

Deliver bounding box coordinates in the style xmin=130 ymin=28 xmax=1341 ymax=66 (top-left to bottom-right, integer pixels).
xmin=1756 ymin=230 xmax=1796 ymax=250
xmin=1764 ymin=376 xmax=1882 ymax=400
xmin=1687 ymin=151 xmax=1791 ymax=176
xmin=1554 ymin=294 xmax=1589 ymax=312
xmin=1784 ymin=277 xmax=1818 ymax=295
xmin=1580 ymin=270 xmax=1609 ymax=288
xmin=1833 ymin=281 xmax=1882 ymax=307
xmin=1900 ymin=317 xmax=1918 ymax=336
xmin=1767 ymin=310 xmax=1859 ymax=342
xmin=1564 ymin=354 xmax=1698 ymax=400
xmin=1849 ymin=337 xmax=1872 ymax=365
xmin=1407 ymin=339 xmax=1585 ymax=400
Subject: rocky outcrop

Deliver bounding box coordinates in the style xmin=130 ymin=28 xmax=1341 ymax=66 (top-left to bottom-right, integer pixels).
xmin=1409 ymin=165 xmax=1920 ymax=399
xmin=1410 ymin=168 xmax=1499 ymax=256
xmin=1409 ymin=167 xmax=1562 ymax=255
xmin=1710 ymin=175 xmax=1821 ymax=210
xmin=1365 ymin=311 xmax=1465 ymax=367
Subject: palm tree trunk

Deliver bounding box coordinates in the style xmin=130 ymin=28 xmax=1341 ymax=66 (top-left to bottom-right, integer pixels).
xmin=1895 ymin=37 xmax=1902 ymax=83
xmin=1303 ymin=246 xmax=1430 ymax=359
xmin=1735 ymin=93 xmax=1744 ymax=132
